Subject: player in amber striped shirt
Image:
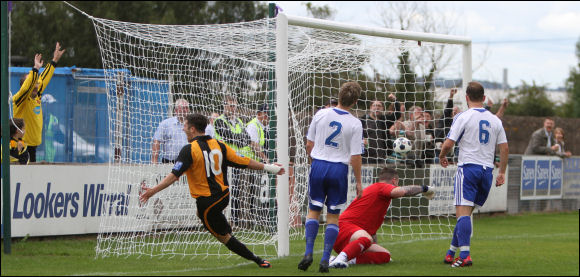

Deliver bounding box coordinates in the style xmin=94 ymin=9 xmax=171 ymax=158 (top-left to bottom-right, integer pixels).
xmin=12 ymin=42 xmax=65 ymax=162
xmin=140 ymin=113 xmax=285 ymax=268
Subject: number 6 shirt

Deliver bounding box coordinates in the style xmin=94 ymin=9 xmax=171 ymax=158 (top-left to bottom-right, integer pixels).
xmin=446 ymin=108 xmax=507 ymax=168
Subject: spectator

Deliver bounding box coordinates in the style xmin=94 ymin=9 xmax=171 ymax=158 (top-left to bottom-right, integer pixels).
xmin=553 ymin=127 xmax=572 ymax=158
xmin=360 ymin=94 xmax=401 ymax=164
xmin=7 ymin=118 xmax=29 ymax=164
xmin=204 ymin=112 xmax=219 ymax=138
xmin=434 ymin=88 xmax=458 ymax=146
xmin=402 ymin=106 xmax=426 ymax=168
xmin=494 ymin=98 xmax=509 ymax=120
xmin=12 ymin=42 xmax=65 ymax=162
xmin=213 ymin=95 xmax=252 ymax=154
xmin=246 ymin=104 xmax=270 ymax=163
xmin=524 ymin=118 xmax=558 ymax=156
xmin=423 ymin=111 xmax=436 ymax=164
xmin=213 ymin=94 xmax=253 ymax=227
xmin=151 ymin=98 xmax=190 ymax=164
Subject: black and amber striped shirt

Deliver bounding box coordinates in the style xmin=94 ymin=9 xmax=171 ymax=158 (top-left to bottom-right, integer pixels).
xmin=172 ymin=135 xmax=251 ymax=198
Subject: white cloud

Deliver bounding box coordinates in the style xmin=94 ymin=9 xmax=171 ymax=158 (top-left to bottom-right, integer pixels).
xmin=538 ymin=12 xmax=580 ymax=34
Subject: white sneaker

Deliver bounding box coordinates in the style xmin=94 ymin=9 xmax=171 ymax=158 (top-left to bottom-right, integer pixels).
xmin=329 ymin=255 xmax=336 ymax=263
xmin=329 ymin=260 xmax=349 ymax=269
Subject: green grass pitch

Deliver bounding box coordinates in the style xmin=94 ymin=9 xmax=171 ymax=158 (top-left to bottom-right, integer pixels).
xmin=1 ymin=211 xmax=578 ymax=276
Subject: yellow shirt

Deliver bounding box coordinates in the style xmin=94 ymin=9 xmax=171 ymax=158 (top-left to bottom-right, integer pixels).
xmin=12 ymin=62 xmax=56 ymax=146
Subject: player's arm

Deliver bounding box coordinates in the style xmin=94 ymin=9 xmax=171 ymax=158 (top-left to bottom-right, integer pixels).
xmin=36 ymin=42 xmax=64 ymax=96
xmin=495 ymin=142 xmax=509 ymax=186
xmin=351 ymin=154 xmax=363 ymax=199
xmin=246 ymin=124 xmax=269 ymax=163
xmin=390 ymin=185 xmax=435 ymax=200
xmin=151 ymin=139 xmax=161 ymax=164
xmin=351 ymin=123 xmax=364 ymax=199
xmin=13 ymin=54 xmax=42 ymax=107
xmin=439 ymin=138 xmax=455 ymax=168
xmin=140 ymin=144 xmax=192 ymax=203
xmin=223 ymin=142 xmax=285 ymax=175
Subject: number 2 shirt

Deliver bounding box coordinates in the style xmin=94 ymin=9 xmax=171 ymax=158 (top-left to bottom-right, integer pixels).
xmin=307 ymin=107 xmax=363 ymax=165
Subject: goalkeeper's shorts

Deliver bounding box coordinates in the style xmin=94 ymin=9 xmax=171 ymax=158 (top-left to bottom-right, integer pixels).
xmin=333 ymin=222 xmax=364 ymax=254
xmin=196 ymin=190 xmax=232 ymax=237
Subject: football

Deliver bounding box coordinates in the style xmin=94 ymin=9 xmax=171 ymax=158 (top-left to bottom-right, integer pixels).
xmin=393 ymin=137 xmax=413 ymax=154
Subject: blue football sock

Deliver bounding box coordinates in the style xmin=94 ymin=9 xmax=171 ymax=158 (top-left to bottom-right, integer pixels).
xmin=321 ymin=224 xmax=339 ymax=263
xmin=304 ymin=218 xmax=319 ymax=256
xmin=456 ymin=216 xmax=472 ymax=259
xmin=447 ymin=226 xmax=459 ymax=256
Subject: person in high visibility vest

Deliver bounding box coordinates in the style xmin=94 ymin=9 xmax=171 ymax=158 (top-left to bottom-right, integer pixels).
xmin=245 ymin=104 xmax=269 ymax=163
xmin=213 ymin=94 xmax=253 ymax=228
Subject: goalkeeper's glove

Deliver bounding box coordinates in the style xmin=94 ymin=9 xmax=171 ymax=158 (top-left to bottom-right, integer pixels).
xmin=422 ymin=185 xmax=435 ymax=200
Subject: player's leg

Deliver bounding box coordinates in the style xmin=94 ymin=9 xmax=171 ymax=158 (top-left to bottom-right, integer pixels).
xmin=330 ymin=229 xmax=372 ymax=268
xmin=451 ymin=164 xmax=484 ymax=267
xmin=354 ymin=244 xmax=391 ymax=265
xmin=318 ymin=162 xmax=349 ymax=272
xmin=299 ymin=159 xmax=327 ymax=271
xmin=197 ymin=191 xmax=270 ymax=268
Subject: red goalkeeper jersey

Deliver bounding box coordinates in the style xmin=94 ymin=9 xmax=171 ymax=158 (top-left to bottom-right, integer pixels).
xmin=338 ymin=182 xmax=397 ymax=235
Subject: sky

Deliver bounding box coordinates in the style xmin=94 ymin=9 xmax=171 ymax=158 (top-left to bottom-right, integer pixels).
xmin=275 ymin=1 xmax=580 ymax=90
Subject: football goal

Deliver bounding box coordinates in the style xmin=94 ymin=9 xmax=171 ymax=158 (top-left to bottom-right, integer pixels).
xmin=88 ymin=10 xmax=472 ymax=259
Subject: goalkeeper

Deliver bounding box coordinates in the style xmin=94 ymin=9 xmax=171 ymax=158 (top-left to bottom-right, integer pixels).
xmin=329 ymin=167 xmax=435 ymax=268
xmin=139 ymin=113 xmax=285 ymax=268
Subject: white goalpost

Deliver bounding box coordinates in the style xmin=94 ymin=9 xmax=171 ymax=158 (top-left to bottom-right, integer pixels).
xmin=89 ymin=10 xmax=472 ymax=259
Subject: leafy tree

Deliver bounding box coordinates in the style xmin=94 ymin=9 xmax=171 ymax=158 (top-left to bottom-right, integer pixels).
xmin=9 ymin=1 xmax=268 ymax=68
xmin=505 ymin=81 xmax=555 ymax=117
xmin=557 ymin=37 xmax=580 ymax=118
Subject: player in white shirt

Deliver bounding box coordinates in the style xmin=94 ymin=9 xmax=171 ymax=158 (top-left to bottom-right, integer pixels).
xmin=439 ymin=81 xmax=509 ymax=268
xmin=298 ymin=82 xmax=364 ymax=273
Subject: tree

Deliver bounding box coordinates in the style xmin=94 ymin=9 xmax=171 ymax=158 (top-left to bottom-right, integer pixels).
xmin=373 ymin=2 xmax=457 ymax=111
xmin=9 ymin=1 xmax=269 ymax=68
xmin=558 ymin=37 xmax=580 ymax=118
xmin=505 ymin=81 xmax=555 ymax=117
xmin=373 ymin=2 xmax=489 ymax=112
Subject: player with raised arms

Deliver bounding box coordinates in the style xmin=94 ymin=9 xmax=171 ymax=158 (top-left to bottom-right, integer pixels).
xmin=439 ymin=81 xmax=509 ymax=267
xmin=328 ymin=167 xmax=436 ymax=268
xmin=298 ymin=82 xmax=364 ymax=273
xmin=140 ymin=113 xmax=285 ymax=268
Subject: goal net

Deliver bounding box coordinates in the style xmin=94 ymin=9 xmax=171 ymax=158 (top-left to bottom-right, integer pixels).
xmin=92 ymin=13 xmax=470 ymax=259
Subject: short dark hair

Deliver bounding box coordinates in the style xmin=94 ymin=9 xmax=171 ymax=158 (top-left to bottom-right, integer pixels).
xmin=466 ymin=81 xmax=485 ymax=102
xmin=185 ymin=113 xmax=208 ymax=133
xmin=10 ymin=118 xmax=25 ymax=137
xmin=378 ymin=167 xmax=398 ymax=183
xmin=338 ymin=82 xmax=361 ymax=107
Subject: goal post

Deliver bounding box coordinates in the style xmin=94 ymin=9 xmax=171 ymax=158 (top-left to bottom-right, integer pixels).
xmin=89 ymin=9 xmax=473 ymax=260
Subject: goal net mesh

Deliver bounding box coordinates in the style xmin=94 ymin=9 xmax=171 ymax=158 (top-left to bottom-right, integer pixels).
xmin=92 ymin=16 xmax=460 ymax=259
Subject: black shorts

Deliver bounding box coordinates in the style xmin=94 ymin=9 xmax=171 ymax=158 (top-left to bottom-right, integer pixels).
xmin=196 ymin=189 xmax=232 ymax=237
